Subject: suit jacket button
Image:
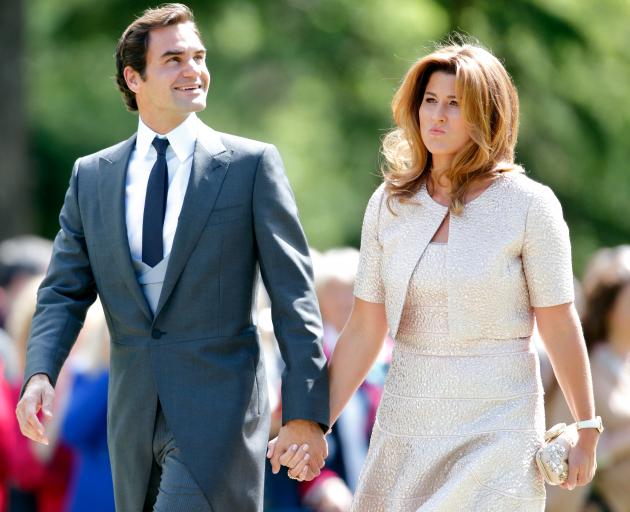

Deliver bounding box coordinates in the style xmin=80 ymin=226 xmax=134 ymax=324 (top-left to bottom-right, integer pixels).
xmin=151 ymin=328 xmax=163 ymax=339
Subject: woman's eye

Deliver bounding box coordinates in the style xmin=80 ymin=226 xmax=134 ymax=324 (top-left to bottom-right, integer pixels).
xmin=425 ymin=97 xmax=436 ymax=103
xmin=449 ymin=100 xmax=459 ymax=106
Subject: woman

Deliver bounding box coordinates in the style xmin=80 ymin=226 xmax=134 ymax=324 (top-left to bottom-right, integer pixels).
xmin=271 ymin=42 xmax=600 ymax=510
xmin=548 ymin=246 xmax=630 ymax=512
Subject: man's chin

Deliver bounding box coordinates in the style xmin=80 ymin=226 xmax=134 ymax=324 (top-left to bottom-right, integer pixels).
xmin=175 ymin=99 xmax=207 ymax=114
xmin=190 ymin=98 xmax=206 ymax=112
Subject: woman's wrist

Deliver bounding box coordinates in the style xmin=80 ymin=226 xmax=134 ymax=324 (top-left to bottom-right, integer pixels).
xmin=576 ymin=427 xmax=600 ymax=450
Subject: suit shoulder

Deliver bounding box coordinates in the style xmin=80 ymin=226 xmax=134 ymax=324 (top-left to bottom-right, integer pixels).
xmin=74 ymin=136 xmax=136 ymax=171
xmin=216 ymin=131 xmax=272 ymax=157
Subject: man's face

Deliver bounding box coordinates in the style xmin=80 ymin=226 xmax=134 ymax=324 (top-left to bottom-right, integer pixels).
xmin=126 ymin=22 xmax=210 ymax=132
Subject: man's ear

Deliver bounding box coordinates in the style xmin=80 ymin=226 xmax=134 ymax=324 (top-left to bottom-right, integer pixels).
xmin=124 ymin=66 xmax=142 ymax=93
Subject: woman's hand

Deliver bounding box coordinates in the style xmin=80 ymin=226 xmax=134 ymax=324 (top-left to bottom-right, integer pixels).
xmin=561 ymin=429 xmax=599 ymax=490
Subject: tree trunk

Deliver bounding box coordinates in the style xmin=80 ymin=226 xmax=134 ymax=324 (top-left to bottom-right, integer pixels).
xmin=0 ymin=0 xmax=32 ymax=239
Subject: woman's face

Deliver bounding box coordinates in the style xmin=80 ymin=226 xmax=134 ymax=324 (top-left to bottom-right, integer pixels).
xmin=419 ymin=71 xmax=472 ymax=168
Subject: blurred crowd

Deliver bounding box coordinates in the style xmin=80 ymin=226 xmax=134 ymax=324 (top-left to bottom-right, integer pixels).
xmin=0 ymin=236 xmax=113 ymax=512
xmin=0 ymin=234 xmax=629 ymax=512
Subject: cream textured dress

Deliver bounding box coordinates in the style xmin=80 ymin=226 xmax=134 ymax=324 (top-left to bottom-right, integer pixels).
xmin=351 ymin=172 xmax=574 ymax=511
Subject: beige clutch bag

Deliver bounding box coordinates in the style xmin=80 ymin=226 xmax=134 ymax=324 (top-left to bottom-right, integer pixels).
xmin=535 ymin=422 xmax=578 ymax=485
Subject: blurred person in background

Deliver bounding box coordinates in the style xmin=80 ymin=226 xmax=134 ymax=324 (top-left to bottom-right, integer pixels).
xmin=0 ymin=236 xmax=52 ymax=383
xmin=301 ymin=248 xmax=392 ymax=512
xmin=265 ymin=249 xmax=392 ymax=512
xmin=263 ymin=250 xmax=324 ymax=512
xmin=1 ymin=360 xmax=13 ymax=511
xmin=547 ymin=246 xmax=630 ymax=512
xmin=260 ymin=278 xmax=305 ymax=512
xmin=5 ymin=275 xmax=74 ymax=512
xmin=0 ymin=236 xmax=52 ymax=511
xmin=256 ymin=282 xmax=283 ymax=447
xmin=273 ymin=41 xmax=601 ymax=510
xmin=59 ymin=300 xmax=114 ymax=512
xmin=0 ymin=236 xmax=52 ymax=328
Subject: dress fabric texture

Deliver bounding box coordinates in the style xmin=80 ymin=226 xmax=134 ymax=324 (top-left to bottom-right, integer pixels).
xmin=351 ymin=173 xmax=575 ymax=511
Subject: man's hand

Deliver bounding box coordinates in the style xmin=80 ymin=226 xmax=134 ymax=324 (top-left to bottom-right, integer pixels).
xmin=267 ymin=419 xmax=327 ymax=481
xmin=15 ymin=373 xmax=54 ymax=445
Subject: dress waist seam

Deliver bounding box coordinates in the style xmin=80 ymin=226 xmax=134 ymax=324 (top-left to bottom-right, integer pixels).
xmin=374 ymin=421 xmax=540 ymax=439
xmin=392 ymin=345 xmax=533 ymax=358
xmin=382 ymin=389 xmax=541 ymax=401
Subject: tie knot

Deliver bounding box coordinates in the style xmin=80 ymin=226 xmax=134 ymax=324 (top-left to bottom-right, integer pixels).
xmin=152 ymin=137 xmax=170 ymax=156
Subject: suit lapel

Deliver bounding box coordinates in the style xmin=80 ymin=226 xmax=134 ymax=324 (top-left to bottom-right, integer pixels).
xmin=98 ymin=134 xmax=154 ymax=322
xmin=154 ymin=135 xmax=231 ymax=319
xmin=388 ymin=187 xmax=448 ymax=338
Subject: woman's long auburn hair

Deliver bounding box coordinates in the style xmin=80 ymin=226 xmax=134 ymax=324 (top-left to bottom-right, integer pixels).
xmin=382 ymin=42 xmax=522 ymax=213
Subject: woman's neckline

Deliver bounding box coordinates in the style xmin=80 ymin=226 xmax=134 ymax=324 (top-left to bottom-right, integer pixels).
xmin=421 ymin=173 xmax=505 ymax=210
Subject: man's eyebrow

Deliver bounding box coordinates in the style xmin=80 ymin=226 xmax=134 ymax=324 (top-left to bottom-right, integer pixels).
xmin=160 ymin=48 xmax=207 ymax=58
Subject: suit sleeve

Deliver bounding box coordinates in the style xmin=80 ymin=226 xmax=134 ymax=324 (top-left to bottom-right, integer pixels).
xmin=22 ymin=159 xmax=97 ymax=393
xmin=252 ymin=144 xmax=329 ymax=429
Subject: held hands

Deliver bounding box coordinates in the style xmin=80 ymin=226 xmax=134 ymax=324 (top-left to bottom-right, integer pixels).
xmin=15 ymin=373 xmax=55 ymax=445
xmin=267 ymin=419 xmax=328 ymax=481
xmin=561 ymin=429 xmax=599 ymax=491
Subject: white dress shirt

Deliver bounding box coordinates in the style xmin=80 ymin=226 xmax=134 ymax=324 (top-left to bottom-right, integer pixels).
xmin=125 ymin=114 xmax=200 ymax=262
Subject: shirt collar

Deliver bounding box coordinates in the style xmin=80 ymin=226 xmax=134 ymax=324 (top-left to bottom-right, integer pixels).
xmin=136 ymin=114 xmax=200 ymax=163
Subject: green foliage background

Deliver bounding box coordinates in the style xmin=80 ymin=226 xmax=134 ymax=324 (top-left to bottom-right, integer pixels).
xmin=26 ymin=0 xmax=630 ymax=274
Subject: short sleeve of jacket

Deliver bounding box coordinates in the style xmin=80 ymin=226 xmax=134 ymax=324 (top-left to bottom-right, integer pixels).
xmin=354 ymin=185 xmax=385 ymax=303
xmin=522 ymin=185 xmax=574 ymax=307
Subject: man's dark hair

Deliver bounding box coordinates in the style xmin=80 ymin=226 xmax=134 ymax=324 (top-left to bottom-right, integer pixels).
xmin=115 ymin=3 xmax=201 ymax=111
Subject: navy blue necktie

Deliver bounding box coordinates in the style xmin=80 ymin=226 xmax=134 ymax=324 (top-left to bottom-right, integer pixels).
xmin=142 ymin=137 xmax=170 ymax=267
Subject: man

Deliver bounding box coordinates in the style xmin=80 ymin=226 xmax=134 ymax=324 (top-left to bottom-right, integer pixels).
xmin=16 ymin=4 xmax=328 ymax=511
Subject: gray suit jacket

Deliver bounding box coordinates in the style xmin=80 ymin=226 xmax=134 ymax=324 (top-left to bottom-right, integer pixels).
xmin=23 ymin=123 xmax=329 ymax=511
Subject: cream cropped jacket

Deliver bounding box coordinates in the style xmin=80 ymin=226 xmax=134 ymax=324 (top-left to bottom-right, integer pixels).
xmin=354 ymin=172 xmax=575 ymax=341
